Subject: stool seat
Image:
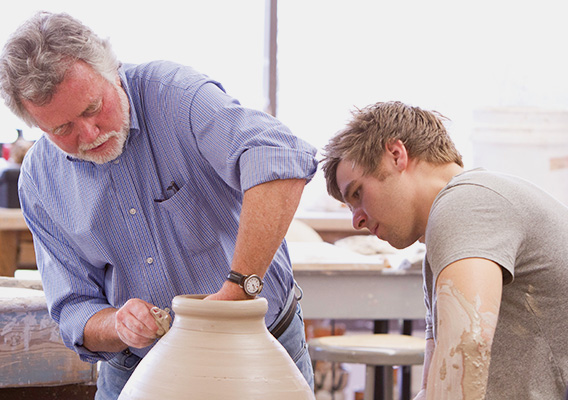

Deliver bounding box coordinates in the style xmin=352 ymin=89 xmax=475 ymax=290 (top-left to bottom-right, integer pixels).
xmin=309 ymin=333 xmax=425 ymax=366
xmin=308 ymin=334 xmax=426 ymax=400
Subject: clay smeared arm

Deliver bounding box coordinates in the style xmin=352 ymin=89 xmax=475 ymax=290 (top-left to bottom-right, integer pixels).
xmin=206 ymin=178 xmax=306 ymax=301
xmin=426 ymin=258 xmax=502 ymax=400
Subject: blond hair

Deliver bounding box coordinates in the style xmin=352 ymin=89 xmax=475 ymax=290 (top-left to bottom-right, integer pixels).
xmin=322 ymin=101 xmax=463 ymax=201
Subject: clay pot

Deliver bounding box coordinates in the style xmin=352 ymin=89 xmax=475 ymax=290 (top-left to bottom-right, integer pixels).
xmin=118 ymin=295 xmax=315 ymax=399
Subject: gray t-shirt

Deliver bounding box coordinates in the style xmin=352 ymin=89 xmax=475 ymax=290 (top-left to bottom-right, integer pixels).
xmin=424 ymin=168 xmax=568 ymax=399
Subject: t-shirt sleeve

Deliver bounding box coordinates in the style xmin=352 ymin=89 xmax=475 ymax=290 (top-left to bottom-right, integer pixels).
xmin=425 ymin=183 xmax=523 ymax=286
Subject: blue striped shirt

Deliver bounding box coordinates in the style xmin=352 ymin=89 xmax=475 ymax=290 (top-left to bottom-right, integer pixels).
xmin=18 ymin=61 xmax=318 ymax=362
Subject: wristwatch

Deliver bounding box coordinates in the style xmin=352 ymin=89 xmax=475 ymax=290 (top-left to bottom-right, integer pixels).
xmin=226 ymin=270 xmax=264 ymax=296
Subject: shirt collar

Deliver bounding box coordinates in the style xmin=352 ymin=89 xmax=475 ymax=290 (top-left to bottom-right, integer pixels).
xmin=117 ymin=64 xmax=140 ymax=138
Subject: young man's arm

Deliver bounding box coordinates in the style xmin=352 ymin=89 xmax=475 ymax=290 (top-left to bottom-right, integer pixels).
xmin=424 ymin=257 xmax=502 ymax=400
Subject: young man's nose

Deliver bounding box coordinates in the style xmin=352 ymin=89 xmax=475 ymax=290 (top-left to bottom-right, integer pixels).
xmin=352 ymin=208 xmax=367 ymax=230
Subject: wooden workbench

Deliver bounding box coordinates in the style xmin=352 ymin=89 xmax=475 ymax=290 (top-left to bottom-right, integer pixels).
xmin=289 ymin=241 xmax=424 ymax=320
xmin=288 ymin=241 xmax=425 ymax=400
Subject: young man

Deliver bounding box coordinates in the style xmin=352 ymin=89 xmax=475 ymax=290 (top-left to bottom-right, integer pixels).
xmin=321 ymin=101 xmax=568 ymax=399
xmin=0 ymin=11 xmax=317 ymax=399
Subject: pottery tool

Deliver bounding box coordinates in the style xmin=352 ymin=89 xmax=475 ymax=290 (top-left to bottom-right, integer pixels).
xmin=150 ymin=306 xmax=171 ymax=337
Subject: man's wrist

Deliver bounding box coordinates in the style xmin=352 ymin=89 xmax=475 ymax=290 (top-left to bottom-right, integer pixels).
xmin=226 ymin=270 xmax=264 ymax=296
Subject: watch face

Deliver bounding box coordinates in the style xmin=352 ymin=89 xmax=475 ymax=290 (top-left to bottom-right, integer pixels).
xmin=244 ymin=275 xmax=262 ymax=295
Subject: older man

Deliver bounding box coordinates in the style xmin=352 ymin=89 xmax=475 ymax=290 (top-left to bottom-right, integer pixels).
xmin=0 ymin=11 xmax=317 ymax=399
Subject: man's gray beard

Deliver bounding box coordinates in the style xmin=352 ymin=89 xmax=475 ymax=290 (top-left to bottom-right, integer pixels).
xmin=75 ymin=128 xmax=129 ymax=164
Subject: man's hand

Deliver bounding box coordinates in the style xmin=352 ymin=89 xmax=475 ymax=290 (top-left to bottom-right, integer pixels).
xmin=205 ymin=280 xmax=254 ymax=301
xmin=116 ymin=299 xmax=171 ymax=348
xmin=83 ymin=298 xmax=171 ymax=353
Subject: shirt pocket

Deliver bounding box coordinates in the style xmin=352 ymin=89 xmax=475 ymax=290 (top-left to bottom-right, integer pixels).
xmin=157 ymin=181 xmax=219 ymax=254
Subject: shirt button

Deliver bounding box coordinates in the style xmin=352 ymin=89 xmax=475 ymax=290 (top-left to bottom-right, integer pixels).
xmin=113 ymin=160 xmax=120 ymax=164
xmin=146 ymin=257 xmax=154 ymax=264
xmin=129 ymin=208 xmax=136 ymax=215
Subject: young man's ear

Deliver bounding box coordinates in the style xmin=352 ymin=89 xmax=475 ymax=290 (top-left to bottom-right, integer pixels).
xmin=385 ymin=139 xmax=408 ymax=171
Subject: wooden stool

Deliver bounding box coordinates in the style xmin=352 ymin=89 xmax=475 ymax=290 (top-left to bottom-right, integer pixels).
xmin=308 ymin=334 xmax=426 ymax=400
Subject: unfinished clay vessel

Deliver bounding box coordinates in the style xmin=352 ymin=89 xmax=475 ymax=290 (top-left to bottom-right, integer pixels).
xmin=118 ymin=295 xmax=314 ymax=399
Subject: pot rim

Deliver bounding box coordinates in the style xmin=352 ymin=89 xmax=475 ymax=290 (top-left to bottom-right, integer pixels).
xmin=172 ymin=294 xmax=269 ymax=317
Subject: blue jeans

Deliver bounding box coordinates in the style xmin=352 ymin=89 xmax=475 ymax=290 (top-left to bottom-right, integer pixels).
xmin=95 ymin=303 xmax=314 ymax=399
xmin=95 ymin=349 xmax=142 ymax=400
xmin=273 ymin=301 xmax=315 ymax=390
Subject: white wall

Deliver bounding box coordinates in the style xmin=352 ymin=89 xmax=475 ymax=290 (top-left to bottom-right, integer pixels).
xmin=276 ymin=0 xmax=568 ymax=208
xmin=278 ymin=0 xmax=568 ymax=162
